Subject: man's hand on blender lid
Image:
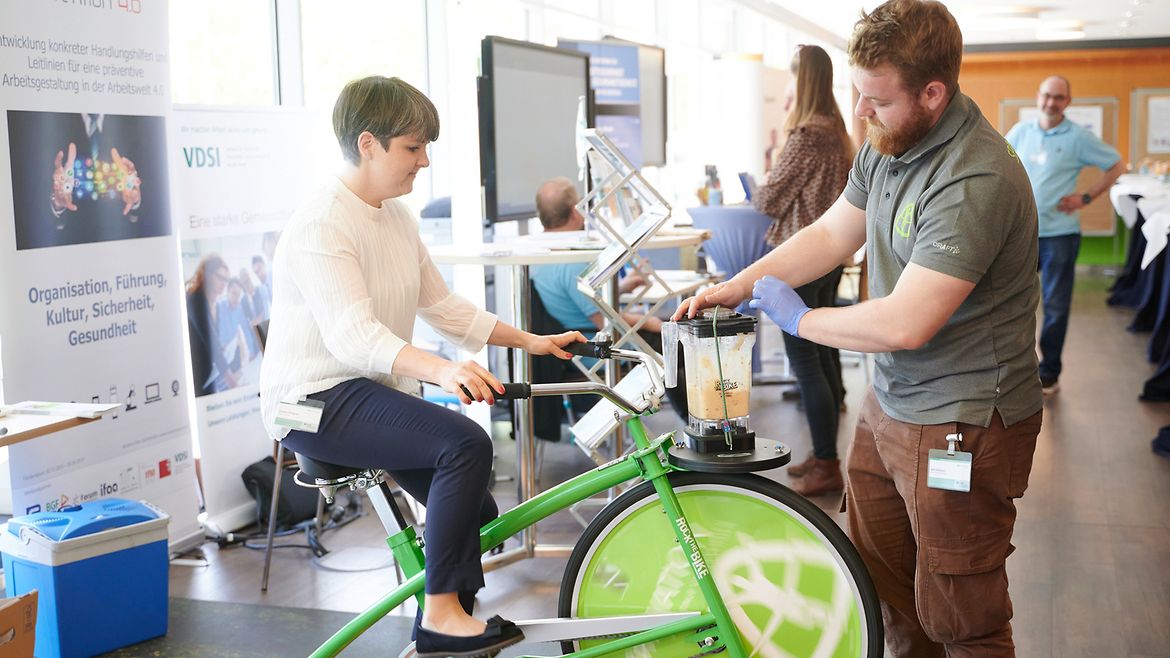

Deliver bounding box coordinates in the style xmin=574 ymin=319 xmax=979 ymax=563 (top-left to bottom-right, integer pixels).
xmin=671 ymin=280 xmax=748 ymax=320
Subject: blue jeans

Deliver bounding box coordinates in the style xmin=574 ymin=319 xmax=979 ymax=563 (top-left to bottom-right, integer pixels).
xmin=1037 ymin=234 xmax=1081 ymax=381
xmin=780 ymin=266 xmax=845 ymax=460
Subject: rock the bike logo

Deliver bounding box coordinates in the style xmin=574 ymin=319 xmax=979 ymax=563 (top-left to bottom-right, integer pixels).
xmin=676 ymin=517 xmax=709 ymax=580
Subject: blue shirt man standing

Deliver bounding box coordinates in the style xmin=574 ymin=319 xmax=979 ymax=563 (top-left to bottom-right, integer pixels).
xmin=1006 ymin=75 xmax=1124 ymax=395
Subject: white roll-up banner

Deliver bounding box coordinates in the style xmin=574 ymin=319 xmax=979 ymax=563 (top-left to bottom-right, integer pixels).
xmin=0 ymin=0 xmax=201 ymax=548
xmin=171 ymin=106 xmax=314 ymax=535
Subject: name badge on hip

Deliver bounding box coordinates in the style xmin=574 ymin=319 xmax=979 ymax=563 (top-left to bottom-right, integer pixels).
xmin=927 ymin=432 xmax=971 ymax=492
xmin=275 ymin=398 xmax=324 ymax=433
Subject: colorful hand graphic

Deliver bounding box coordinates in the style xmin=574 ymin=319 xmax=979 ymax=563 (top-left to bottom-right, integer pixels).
xmin=110 ymin=147 xmax=141 ymax=217
xmin=51 ymin=142 xmax=79 ymax=214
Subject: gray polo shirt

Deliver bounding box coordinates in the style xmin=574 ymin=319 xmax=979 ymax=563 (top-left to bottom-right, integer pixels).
xmin=844 ymin=92 xmax=1042 ymax=427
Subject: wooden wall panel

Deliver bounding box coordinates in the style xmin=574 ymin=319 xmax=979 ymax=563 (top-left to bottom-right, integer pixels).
xmin=959 ymin=47 xmax=1170 ymax=235
xmin=961 ymin=47 xmax=1170 ymax=166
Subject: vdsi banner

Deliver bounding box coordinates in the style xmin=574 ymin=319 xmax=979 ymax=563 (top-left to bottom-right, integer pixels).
xmin=171 ymin=107 xmax=315 ymax=535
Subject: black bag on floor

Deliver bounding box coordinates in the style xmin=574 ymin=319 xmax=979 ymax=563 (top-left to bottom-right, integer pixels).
xmin=241 ymin=456 xmax=325 ymax=531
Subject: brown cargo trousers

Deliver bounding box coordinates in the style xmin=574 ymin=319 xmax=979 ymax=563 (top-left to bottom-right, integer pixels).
xmin=846 ymin=388 xmax=1042 ymax=658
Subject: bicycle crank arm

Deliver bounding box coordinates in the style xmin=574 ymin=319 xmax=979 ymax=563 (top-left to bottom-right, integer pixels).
xmin=511 ymin=611 xmax=702 ymax=643
xmin=395 ymin=612 xmax=703 ymax=657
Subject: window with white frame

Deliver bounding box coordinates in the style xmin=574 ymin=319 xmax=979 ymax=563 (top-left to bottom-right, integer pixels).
xmin=298 ymin=0 xmax=430 ymax=209
xmin=169 ymin=0 xmax=277 ymax=105
xmin=299 ymin=0 xmax=428 ymax=111
xmin=610 ymin=0 xmax=656 ymax=44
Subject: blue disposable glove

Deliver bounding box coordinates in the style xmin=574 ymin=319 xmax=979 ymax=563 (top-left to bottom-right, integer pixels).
xmin=748 ymin=275 xmax=811 ymax=337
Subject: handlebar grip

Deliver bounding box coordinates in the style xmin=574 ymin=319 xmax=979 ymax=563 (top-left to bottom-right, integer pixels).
xmin=495 ymin=383 xmax=531 ymax=400
xmin=565 ymin=341 xmax=612 ymax=359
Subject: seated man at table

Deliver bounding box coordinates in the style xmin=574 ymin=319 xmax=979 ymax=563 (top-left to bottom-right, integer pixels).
xmin=531 ymin=177 xmax=687 ymax=418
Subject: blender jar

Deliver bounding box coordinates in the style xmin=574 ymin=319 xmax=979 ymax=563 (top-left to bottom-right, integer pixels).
xmin=663 ymin=308 xmax=757 ymax=451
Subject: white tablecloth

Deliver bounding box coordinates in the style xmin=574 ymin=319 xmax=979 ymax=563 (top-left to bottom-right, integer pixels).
xmin=1111 ymin=175 xmax=1170 ymax=269
xmin=1112 ymin=175 xmax=1170 ymax=228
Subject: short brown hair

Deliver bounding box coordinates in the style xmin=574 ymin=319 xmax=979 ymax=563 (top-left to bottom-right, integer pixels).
xmin=535 ymin=178 xmax=579 ymax=229
xmin=332 ymin=76 xmax=440 ymax=165
xmin=847 ymin=0 xmax=963 ymax=98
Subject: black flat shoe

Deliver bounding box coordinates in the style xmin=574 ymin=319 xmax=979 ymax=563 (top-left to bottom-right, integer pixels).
xmin=414 ymin=616 xmax=524 ymax=657
xmin=484 ymin=615 xmax=515 ymax=629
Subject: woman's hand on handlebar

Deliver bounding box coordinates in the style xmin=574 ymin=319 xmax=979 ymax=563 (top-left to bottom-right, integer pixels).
xmin=439 ymin=359 xmax=504 ymax=405
xmin=526 ymin=330 xmax=588 ymax=360
xmin=672 ymin=280 xmax=749 ymax=320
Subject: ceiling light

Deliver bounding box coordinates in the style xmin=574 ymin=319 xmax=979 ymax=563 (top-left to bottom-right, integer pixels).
xmin=967 ymin=4 xmax=1044 ymax=16
xmin=1036 ymin=19 xmax=1085 ymax=40
xmin=957 ymin=5 xmax=1041 ymax=30
xmin=1036 ymin=27 xmax=1085 ymax=40
xmin=964 ymin=15 xmax=1041 ymax=30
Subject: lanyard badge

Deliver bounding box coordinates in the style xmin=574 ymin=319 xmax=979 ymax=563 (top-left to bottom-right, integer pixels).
xmin=275 ymin=398 xmax=325 ymax=433
xmin=927 ymin=432 xmax=971 ymax=492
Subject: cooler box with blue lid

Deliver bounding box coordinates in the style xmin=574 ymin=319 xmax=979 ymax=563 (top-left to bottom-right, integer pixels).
xmin=0 ymin=498 xmax=169 ymax=658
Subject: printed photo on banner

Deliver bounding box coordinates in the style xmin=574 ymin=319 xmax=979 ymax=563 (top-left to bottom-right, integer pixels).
xmin=7 ymin=110 xmax=172 ymax=250
xmin=182 ymin=231 xmax=279 ymax=398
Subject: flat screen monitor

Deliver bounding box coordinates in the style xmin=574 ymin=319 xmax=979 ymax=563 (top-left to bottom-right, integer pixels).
xmin=478 ymin=36 xmax=591 ymax=223
xmin=558 ymin=38 xmax=667 ymax=168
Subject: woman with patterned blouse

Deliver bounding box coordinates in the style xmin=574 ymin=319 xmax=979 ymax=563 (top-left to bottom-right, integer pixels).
xmin=753 ymin=45 xmax=854 ymax=497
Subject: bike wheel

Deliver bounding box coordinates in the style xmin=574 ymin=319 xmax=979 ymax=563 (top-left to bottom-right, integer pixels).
xmin=558 ymin=472 xmax=883 ymax=657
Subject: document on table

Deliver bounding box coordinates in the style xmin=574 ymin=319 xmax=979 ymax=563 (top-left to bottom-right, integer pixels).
xmin=0 ymin=401 xmax=120 ymax=419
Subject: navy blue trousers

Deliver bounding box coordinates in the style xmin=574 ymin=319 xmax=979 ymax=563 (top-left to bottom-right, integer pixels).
xmin=282 ymin=378 xmax=498 ymax=596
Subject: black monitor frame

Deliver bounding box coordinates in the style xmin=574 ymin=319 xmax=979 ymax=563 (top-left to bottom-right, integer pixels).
xmin=478 ymin=36 xmax=593 ymax=223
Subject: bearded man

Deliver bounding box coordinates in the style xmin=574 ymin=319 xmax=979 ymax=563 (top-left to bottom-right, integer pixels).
xmin=674 ymin=1 xmax=1042 ymax=655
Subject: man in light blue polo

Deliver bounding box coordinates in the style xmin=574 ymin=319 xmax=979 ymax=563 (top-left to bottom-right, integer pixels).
xmin=1006 ymin=75 xmax=1124 ymax=395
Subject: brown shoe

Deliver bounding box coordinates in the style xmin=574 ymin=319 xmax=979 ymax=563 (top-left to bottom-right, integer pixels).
xmin=787 ymin=454 xmax=816 ymax=478
xmin=792 ymin=459 xmax=844 ymax=497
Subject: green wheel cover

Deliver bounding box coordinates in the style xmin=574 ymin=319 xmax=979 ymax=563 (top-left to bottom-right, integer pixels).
xmin=570 ymin=485 xmax=865 ymax=657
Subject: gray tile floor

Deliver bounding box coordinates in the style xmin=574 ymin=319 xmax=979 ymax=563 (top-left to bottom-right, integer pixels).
xmin=169 ymin=271 xmax=1170 ymax=657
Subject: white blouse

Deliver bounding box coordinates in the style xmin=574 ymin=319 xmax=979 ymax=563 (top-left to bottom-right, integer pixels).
xmin=259 ymin=178 xmax=497 ymax=438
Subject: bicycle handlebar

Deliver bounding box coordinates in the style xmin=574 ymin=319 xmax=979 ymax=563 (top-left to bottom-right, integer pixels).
xmin=496 ymin=342 xmax=666 ymax=415
xmin=563 ymin=341 xmax=612 ymax=359
xmin=495 ymin=382 xmax=532 ymax=400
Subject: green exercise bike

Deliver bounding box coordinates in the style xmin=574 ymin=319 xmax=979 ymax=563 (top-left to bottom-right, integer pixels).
xmin=302 ymin=309 xmax=882 ymax=658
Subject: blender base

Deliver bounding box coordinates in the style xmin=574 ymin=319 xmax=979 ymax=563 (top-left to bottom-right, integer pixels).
xmin=666 ymin=438 xmax=791 ymax=474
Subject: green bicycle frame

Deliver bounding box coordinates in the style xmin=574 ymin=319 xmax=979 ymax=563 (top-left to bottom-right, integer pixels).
xmin=309 ymin=417 xmax=750 ymax=658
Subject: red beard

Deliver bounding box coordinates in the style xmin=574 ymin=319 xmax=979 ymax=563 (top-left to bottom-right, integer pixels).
xmin=865 ymin=103 xmax=935 ymax=157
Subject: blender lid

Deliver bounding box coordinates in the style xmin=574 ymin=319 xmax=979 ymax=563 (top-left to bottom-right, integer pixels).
xmin=676 ymin=308 xmax=757 ymax=338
